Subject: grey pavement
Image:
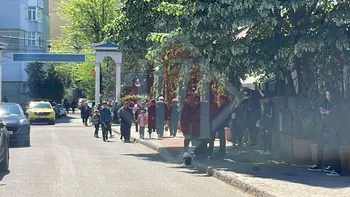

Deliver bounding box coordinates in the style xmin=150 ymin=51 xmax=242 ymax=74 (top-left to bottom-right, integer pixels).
xmin=0 ymin=114 xmax=247 ymax=197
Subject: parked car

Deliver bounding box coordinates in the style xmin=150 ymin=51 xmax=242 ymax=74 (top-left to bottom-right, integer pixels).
xmin=27 ymin=101 xmax=56 ymax=125
xmin=22 ymin=99 xmax=60 ymax=118
xmin=57 ymin=104 xmax=67 ymax=117
xmin=0 ymin=117 xmax=9 ymax=172
xmin=0 ymin=103 xmax=30 ymax=147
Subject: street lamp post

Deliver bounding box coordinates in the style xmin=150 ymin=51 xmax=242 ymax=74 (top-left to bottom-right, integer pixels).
xmin=0 ymin=43 xmax=8 ymax=102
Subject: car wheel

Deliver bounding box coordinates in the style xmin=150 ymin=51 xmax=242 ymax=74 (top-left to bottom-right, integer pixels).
xmin=0 ymin=147 xmax=9 ymax=172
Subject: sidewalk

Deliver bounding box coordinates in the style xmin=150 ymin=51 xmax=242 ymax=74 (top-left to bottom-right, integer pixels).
xmin=112 ymin=125 xmax=350 ymax=197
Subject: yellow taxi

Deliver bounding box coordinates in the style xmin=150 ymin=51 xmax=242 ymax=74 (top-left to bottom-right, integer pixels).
xmin=27 ymin=101 xmax=56 ymax=125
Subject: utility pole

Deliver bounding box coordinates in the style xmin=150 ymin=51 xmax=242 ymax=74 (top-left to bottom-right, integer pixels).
xmin=0 ymin=43 xmax=8 ymax=102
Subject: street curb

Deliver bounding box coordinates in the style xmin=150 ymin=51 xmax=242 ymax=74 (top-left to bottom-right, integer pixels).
xmin=112 ymin=128 xmax=180 ymax=164
xmin=191 ymin=163 xmax=276 ymax=197
xmin=112 ymin=128 xmax=276 ymax=197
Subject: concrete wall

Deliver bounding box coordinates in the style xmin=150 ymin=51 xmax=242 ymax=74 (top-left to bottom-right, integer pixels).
xmin=2 ymin=81 xmax=26 ymax=104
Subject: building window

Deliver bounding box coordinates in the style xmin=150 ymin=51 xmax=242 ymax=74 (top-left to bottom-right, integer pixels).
xmin=27 ymin=32 xmax=36 ymax=46
xmin=28 ymin=8 xmax=36 ymax=21
xmin=27 ymin=7 xmax=43 ymax=23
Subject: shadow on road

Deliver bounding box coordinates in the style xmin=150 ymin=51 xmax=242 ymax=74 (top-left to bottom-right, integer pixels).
xmin=55 ymin=115 xmax=77 ymax=124
xmin=174 ymin=147 xmax=350 ymax=189
xmin=121 ymin=153 xmax=166 ymax=163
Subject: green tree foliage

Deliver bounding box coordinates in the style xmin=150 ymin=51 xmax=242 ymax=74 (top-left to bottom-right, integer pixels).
xmin=57 ymin=0 xmax=117 ymax=46
xmin=136 ymin=0 xmax=350 ymax=101
xmin=25 ymin=62 xmax=46 ymax=98
xmin=25 ymin=63 xmax=65 ymax=102
xmin=53 ymin=0 xmax=118 ymax=100
xmin=42 ymin=66 xmax=65 ymax=102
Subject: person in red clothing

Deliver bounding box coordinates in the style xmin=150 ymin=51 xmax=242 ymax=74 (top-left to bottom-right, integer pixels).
xmin=180 ymin=95 xmax=193 ymax=152
xmin=147 ymin=99 xmax=156 ymax=138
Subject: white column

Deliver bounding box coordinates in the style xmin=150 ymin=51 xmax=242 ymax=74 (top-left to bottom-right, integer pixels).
xmin=95 ymin=62 xmax=101 ymax=105
xmin=0 ymin=50 xmax=3 ymax=102
xmin=115 ymin=63 xmax=121 ymax=103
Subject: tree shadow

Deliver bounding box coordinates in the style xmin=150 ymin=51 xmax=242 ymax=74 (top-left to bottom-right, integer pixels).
xmin=187 ymin=147 xmax=350 ymax=189
xmin=137 ymin=143 xmax=350 ymax=189
xmin=55 ymin=115 xmax=77 ymax=124
xmin=121 ymin=153 xmax=167 ymax=163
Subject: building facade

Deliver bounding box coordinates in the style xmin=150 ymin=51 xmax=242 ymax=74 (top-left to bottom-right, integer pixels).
xmin=0 ymin=0 xmax=50 ymax=103
xmin=49 ymin=0 xmax=64 ymax=40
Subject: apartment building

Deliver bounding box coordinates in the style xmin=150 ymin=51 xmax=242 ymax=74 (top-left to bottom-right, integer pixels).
xmin=49 ymin=0 xmax=64 ymax=40
xmin=0 ymin=0 xmax=50 ymax=103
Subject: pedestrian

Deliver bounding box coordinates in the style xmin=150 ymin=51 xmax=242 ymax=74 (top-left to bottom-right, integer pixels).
xmin=155 ymin=96 xmax=167 ymax=139
xmin=100 ymin=101 xmax=112 ymax=142
xmin=81 ymin=103 xmax=91 ymax=126
xmin=243 ymin=87 xmax=262 ymax=147
xmin=147 ymin=99 xmax=156 ymax=138
xmin=191 ymin=94 xmax=201 ymax=145
xmin=71 ymin=100 xmax=77 ymax=113
xmin=63 ymin=98 xmax=70 ymax=113
xmin=169 ymin=99 xmax=180 ymax=137
xmin=133 ymin=100 xmax=141 ymax=133
xmin=260 ymin=96 xmax=275 ymax=154
xmin=137 ymin=110 xmax=147 ymax=139
xmin=112 ymin=102 xmax=120 ymax=124
xmin=209 ymin=95 xmax=230 ymax=159
xmin=118 ymin=101 xmax=134 ymax=143
xmin=118 ymin=101 xmax=128 ymax=140
xmin=309 ymin=88 xmax=344 ymax=176
xmin=92 ymin=109 xmax=101 ymax=138
xmin=180 ymin=95 xmax=193 ymax=152
xmin=230 ymin=98 xmax=247 ymax=148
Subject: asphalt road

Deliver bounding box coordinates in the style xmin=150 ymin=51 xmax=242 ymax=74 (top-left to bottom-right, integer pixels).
xmin=0 ymin=114 xmax=247 ymax=197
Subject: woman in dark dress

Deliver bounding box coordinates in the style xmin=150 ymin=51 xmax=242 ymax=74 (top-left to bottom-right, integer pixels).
xmin=147 ymin=99 xmax=156 ymax=138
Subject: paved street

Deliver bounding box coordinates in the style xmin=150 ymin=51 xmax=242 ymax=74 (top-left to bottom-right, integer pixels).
xmin=0 ymin=114 xmax=246 ymax=197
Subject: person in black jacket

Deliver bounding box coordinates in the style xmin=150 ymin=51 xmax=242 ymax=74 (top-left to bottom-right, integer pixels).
xmin=169 ymin=99 xmax=180 ymax=137
xmin=309 ymin=88 xmax=344 ymax=176
xmin=230 ymin=98 xmax=247 ymax=148
xmin=81 ymin=103 xmax=91 ymax=126
xmin=243 ymin=87 xmax=262 ymax=146
xmin=118 ymin=101 xmax=134 ymax=143
xmin=260 ymin=96 xmax=275 ymax=154
xmin=155 ymin=96 xmax=167 ymax=139
xmin=209 ymin=95 xmax=230 ymax=158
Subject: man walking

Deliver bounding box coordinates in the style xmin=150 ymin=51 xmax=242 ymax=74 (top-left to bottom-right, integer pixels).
xmin=118 ymin=101 xmax=133 ymax=143
xmin=260 ymin=96 xmax=275 ymax=154
xmin=81 ymin=103 xmax=91 ymax=126
xmin=169 ymin=99 xmax=180 ymax=137
xmin=155 ymin=96 xmax=167 ymax=139
xmin=100 ymin=101 xmax=112 ymax=142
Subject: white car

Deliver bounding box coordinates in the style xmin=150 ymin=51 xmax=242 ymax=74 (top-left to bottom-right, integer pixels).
xmin=57 ymin=104 xmax=67 ymax=117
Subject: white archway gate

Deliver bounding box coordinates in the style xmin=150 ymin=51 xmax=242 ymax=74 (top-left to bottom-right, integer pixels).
xmin=91 ymin=42 xmax=122 ymax=105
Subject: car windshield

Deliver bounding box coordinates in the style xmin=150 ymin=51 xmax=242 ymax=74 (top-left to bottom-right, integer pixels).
xmin=0 ymin=104 xmax=23 ymax=117
xmin=31 ymin=103 xmax=52 ymax=109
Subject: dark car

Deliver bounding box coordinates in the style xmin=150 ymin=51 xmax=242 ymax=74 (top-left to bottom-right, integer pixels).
xmin=0 ymin=118 xmax=9 ymax=172
xmin=0 ymin=103 xmax=30 ymax=147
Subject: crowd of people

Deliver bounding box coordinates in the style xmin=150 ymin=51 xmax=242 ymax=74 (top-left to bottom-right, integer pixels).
xmin=74 ymin=86 xmax=343 ymax=176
